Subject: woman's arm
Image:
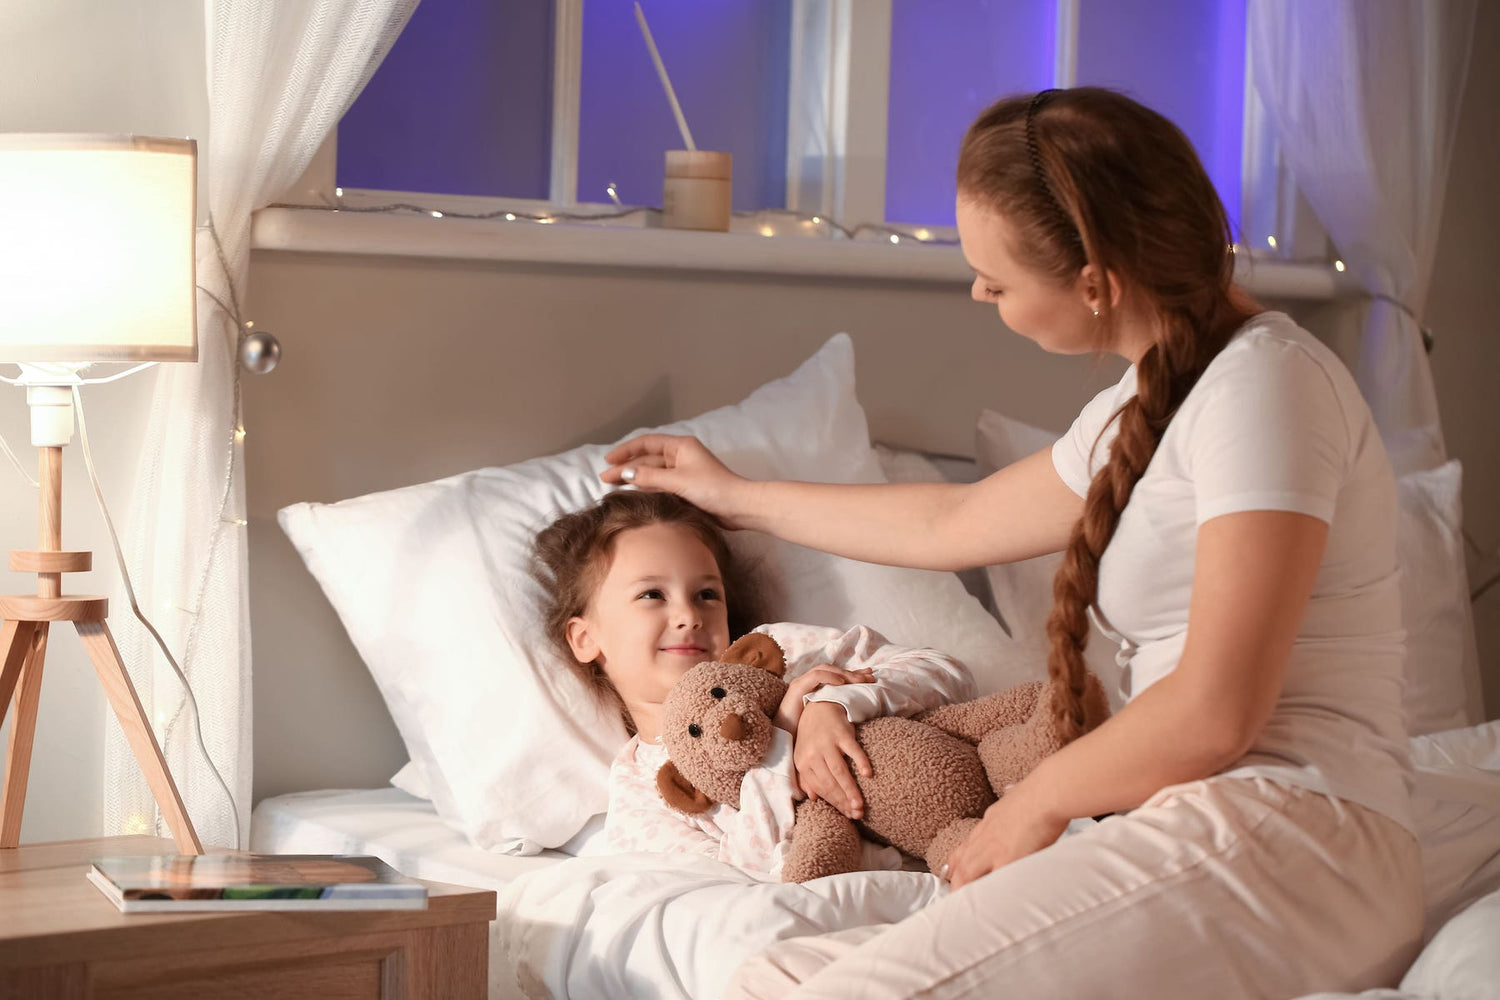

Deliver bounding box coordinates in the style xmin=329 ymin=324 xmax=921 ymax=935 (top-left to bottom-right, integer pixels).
xmin=944 ymin=509 xmax=1330 ymax=888
xmin=603 ymin=436 xmax=1082 ymax=571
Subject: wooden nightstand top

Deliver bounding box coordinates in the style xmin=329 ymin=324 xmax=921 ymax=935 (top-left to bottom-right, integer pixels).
xmin=0 ymin=835 xmax=497 ymax=998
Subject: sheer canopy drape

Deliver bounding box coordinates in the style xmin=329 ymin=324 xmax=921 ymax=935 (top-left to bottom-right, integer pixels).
xmin=104 ymin=0 xmax=418 ymax=848
xmin=1249 ymin=0 xmax=1477 ymax=476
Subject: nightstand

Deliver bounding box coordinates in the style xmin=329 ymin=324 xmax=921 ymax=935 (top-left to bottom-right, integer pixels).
xmin=0 ymin=835 xmax=496 ymax=998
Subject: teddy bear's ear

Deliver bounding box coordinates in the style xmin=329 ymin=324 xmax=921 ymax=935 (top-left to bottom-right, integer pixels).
xmin=657 ymin=760 xmax=714 ymax=814
xmin=719 ymin=632 xmax=786 ymax=677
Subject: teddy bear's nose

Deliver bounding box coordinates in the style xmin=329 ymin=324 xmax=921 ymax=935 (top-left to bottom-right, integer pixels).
xmin=719 ymin=713 xmax=746 ymax=741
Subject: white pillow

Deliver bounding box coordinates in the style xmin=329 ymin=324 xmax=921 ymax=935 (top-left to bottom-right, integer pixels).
xmin=281 ymin=334 xmax=1012 ymax=854
xmin=973 ymin=410 xmax=1068 ymax=645
xmin=873 ymin=444 xmax=996 ymax=618
xmin=1397 ymin=461 xmax=1483 ymax=735
xmin=975 ymin=410 xmax=1483 ymax=735
xmin=973 ymin=411 xmax=1124 ymax=710
xmin=1407 ymin=721 xmax=1500 ymax=939
xmin=1401 ymin=888 xmax=1500 ymax=997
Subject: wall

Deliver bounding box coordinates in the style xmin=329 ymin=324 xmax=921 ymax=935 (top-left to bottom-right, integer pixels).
xmin=240 ymin=252 xmax=1143 ymax=798
xmin=1425 ymin=0 xmax=1500 ymax=719
xmin=0 ymin=0 xmax=209 ymax=841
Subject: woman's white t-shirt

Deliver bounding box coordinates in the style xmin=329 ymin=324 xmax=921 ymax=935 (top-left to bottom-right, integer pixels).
xmin=1052 ymin=311 xmax=1413 ymax=832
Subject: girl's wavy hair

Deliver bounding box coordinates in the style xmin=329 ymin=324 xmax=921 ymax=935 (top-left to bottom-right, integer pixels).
xmin=957 ymin=87 xmax=1254 ymax=742
xmin=532 ymin=490 xmax=760 ymax=734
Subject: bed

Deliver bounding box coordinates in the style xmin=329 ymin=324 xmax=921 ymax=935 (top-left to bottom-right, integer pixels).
xmin=242 ymin=249 xmax=1497 ymax=999
xmin=252 ymin=726 xmax=1500 ymax=1000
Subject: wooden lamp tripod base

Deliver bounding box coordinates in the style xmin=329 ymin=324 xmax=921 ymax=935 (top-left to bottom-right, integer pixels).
xmin=0 ymin=421 xmax=203 ymax=854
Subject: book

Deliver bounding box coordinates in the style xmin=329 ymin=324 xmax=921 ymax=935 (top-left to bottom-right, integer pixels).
xmin=87 ymin=853 xmax=429 ymax=913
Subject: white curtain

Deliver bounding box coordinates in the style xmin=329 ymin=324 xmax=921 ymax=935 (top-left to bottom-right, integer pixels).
xmin=1248 ymin=0 xmax=1477 ymax=476
xmin=104 ymin=0 xmax=419 ymax=848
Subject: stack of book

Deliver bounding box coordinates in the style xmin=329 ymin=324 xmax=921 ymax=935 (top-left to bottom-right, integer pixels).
xmin=87 ymin=853 xmax=428 ymax=913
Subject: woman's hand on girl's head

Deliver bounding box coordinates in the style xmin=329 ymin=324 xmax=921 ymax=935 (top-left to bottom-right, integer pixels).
xmin=601 ymin=434 xmax=747 ymax=526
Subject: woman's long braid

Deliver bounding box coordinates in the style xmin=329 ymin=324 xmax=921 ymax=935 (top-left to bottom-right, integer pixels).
xmin=1044 ymin=316 xmax=1206 ymax=740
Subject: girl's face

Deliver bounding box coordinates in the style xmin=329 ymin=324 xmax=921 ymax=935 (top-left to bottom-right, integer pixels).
xmin=565 ymin=522 xmax=732 ymax=710
xmin=956 ymin=197 xmax=1102 ymax=356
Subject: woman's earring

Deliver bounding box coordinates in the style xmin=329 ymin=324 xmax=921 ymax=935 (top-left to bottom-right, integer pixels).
xmin=1091 ymin=308 xmax=1100 ymax=318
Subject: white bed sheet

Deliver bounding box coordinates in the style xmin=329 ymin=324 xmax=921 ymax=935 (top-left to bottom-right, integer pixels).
xmin=249 ymin=787 xmax=570 ymax=1000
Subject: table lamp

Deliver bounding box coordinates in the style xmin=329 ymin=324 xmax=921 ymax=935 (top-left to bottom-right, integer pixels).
xmin=0 ymin=134 xmax=202 ymax=853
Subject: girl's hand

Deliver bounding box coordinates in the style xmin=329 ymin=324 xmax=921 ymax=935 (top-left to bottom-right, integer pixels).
xmin=601 ymin=434 xmax=747 ymax=527
xmin=774 ymin=665 xmax=875 ymax=735
xmin=942 ymin=782 xmax=1069 ymax=890
xmin=792 ymin=701 xmax=873 ymax=820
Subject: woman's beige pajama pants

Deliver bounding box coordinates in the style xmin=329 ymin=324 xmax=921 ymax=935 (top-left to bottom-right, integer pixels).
xmin=725 ymin=777 xmax=1423 ymax=999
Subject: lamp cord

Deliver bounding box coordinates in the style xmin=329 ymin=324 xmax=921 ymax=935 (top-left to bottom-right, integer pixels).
xmin=0 ymin=432 xmax=38 ymax=489
xmin=71 ymin=385 xmax=241 ymax=847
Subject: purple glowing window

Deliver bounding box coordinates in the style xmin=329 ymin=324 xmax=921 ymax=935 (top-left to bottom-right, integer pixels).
xmin=1076 ymin=0 xmax=1246 ymax=233
xmin=338 ymin=0 xmax=790 ymax=212
xmin=885 ymin=0 xmax=1246 ymax=230
xmin=338 ymin=0 xmax=554 ymax=199
xmin=579 ymin=0 xmax=789 ymax=212
xmin=886 ymin=0 xmax=1054 ymax=227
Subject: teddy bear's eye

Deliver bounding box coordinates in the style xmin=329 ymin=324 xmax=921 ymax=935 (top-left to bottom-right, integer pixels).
xmin=710 ymin=687 xmax=726 ymax=699
xmin=688 ymin=724 xmax=702 ymax=738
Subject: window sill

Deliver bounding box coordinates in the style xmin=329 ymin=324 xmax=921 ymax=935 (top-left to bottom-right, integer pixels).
xmin=250 ymin=206 xmax=1357 ymax=299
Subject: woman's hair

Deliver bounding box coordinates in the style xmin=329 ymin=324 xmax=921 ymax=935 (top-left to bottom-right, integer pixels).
xmin=532 ymin=491 xmax=759 ymax=733
xmin=957 ymin=87 xmax=1254 ymax=741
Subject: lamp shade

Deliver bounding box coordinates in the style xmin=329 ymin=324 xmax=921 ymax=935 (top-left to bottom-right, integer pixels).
xmin=0 ymin=134 xmax=197 ymax=364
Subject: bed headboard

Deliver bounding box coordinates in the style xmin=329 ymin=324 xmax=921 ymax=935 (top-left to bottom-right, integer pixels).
xmin=242 ymin=247 xmax=1322 ymax=803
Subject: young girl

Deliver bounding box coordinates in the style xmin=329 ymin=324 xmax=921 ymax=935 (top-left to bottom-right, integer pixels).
xmin=532 ymin=490 xmax=975 ymax=877
xmin=603 ymin=87 xmax=1422 ymax=997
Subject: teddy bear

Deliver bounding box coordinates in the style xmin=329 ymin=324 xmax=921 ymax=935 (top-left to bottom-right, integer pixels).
xmin=654 ymin=632 xmax=1109 ymax=883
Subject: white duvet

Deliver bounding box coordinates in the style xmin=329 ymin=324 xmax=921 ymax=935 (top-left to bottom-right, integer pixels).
xmin=497 ymin=852 xmax=950 ymax=1000
xmin=497 ymin=723 xmax=1500 ymax=1000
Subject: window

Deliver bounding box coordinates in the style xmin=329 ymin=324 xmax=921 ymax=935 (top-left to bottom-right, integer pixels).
xmin=1074 ymin=0 xmax=1247 ymax=231
xmin=331 ymin=0 xmax=1314 ymax=259
xmin=338 ymin=0 xmax=791 ymax=213
xmin=882 ymin=0 xmax=1247 ymax=230
xmin=885 ymin=0 xmax=1053 ymax=227
xmin=577 ymin=0 xmax=790 ymax=212
xmin=337 ymin=1 xmax=554 ymax=199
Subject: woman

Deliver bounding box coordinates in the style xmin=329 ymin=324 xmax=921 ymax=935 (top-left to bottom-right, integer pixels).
xmin=603 ymin=88 xmax=1421 ymax=997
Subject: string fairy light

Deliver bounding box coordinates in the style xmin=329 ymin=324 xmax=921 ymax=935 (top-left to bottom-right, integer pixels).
xmin=270 ymin=190 xmax=964 ymax=248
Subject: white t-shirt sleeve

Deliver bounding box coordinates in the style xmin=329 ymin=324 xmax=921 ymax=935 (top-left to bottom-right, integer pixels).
xmin=1184 ymin=341 xmax=1352 ymax=525
xmin=754 ymin=622 xmax=975 ymax=723
xmin=1052 ymin=376 xmax=1134 ymax=498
